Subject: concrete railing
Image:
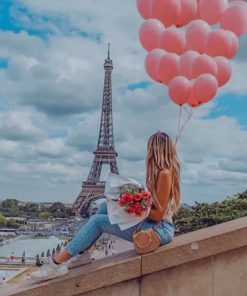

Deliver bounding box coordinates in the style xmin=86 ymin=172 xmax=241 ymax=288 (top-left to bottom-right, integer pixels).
xmin=2 ymin=216 xmax=247 ymax=296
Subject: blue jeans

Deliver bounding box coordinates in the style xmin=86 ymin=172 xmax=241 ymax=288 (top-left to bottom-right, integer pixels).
xmin=67 ymin=201 xmax=175 ymax=256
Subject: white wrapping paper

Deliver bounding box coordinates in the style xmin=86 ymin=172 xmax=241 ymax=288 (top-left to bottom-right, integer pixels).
xmin=104 ymin=172 xmax=151 ymax=230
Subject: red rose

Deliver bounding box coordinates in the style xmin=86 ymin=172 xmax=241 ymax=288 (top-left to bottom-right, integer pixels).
xmin=120 ymin=193 xmax=128 ymax=200
xmin=133 ymin=193 xmax=142 ymax=201
xmin=135 ymin=209 xmax=142 ymax=217
xmin=127 ymin=207 xmax=135 ymax=214
xmin=141 ymin=206 xmax=148 ymax=212
xmin=141 ymin=191 xmax=150 ymax=199
xmin=121 ymin=193 xmax=133 ymax=204
xmin=118 ymin=199 xmax=125 ymax=206
xmin=134 ymin=202 xmax=141 ymax=209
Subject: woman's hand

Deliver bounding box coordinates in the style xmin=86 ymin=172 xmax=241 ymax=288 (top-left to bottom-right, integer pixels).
xmin=147 ymin=169 xmax=172 ymax=222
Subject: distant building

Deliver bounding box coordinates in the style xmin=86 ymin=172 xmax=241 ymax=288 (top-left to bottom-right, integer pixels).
xmin=6 ymin=217 xmax=27 ymax=223
xmin=0 ymin=228 xmax=16 ymax=236
xmin=18 ymin=201 xmax=72 ymax=211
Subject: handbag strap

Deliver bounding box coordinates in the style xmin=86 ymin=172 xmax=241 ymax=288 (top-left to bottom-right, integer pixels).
xmin=136 ymin=198 xmax=172 ymax=232
xmin=135 ymin=217 xmax=164 ymax=232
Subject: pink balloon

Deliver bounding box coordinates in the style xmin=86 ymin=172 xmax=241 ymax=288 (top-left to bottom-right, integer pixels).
xmin=139 ymin=19 xmax=164 ymax=51
xmin=168 ymin=76 xmax=192 ymax=105
xmin=186 ymin=20 xmax=211 ymax=53
xmin=158 ymin=28 xmax=185 ymax=54
xmin=191 ymin=54 xmax=218 ymax=79
xmin=179 ymin=50 xmax=200 ymax=79
xmin=226 ymin=31 xmax=239 ymax=59
xmin=220 ymin=5 xmax=247 ymax=36
xmin=199 ymin=0 xmax=229 ymax=25
xmin=137 ymin=0 xmax=152 ymax=19
xmin=205 ymin=29 xmax=231 ymax=57
xmin=150 ymin=0 xmax=181 ymax=27
xmin=193 ymin=74 xmax=218 ymax=103
xmin=156 ymin=53 xmax=179 ymax=85
xmin=194 ymin=0 xmax=201 ymax=19
xmin=187 ymin=93 xmax=201 ymax=107
xmin=176 ymin=0 xmax=198 ymax=27
xmin=145 ymin=49 xmax=166 ymax=82
xmin=214 ymin=56 xmax=232 ymax=87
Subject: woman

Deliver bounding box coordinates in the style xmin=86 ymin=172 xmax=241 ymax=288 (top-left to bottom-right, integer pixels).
xmin=31 ymin=131 xmax=180 ymax=281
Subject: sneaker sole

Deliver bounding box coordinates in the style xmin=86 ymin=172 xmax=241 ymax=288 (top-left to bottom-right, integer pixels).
xmin=31 ymin=270 xmax=69 ymax=282
xmin=67 ymin=259 xmax=92 ymax=269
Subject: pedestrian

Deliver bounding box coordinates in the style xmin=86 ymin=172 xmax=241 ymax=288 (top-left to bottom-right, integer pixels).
xmin=10 ymin=252 xmax=15 ymax=262
xmin=0 ymin=277 xmax=6 ymax=286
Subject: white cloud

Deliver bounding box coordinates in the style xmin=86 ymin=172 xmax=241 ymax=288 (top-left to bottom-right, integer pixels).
xmin=0 ymin=110 xmax=46 ymax=141
xmin=0 ymin=0 xmax=246 ymax=204
xmin=0 ymin=30 xmax=47 ymax=61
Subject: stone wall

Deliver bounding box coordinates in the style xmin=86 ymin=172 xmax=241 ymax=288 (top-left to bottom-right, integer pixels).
xmin=3 ymin=216 xmax=247 ymax=296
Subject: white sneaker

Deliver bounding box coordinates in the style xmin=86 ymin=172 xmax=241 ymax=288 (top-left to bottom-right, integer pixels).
xmin=66 ymin=251 xmax=92 ymax=269
xmin=30 ymin=258 xmax=68 ymax=282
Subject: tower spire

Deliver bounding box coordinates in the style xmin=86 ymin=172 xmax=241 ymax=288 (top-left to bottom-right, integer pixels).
xmin=108 ymin=43 xmax=110 ymax=59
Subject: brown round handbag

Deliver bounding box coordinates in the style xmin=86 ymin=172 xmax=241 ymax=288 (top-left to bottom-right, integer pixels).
xmin=132 ymin=219 xmax=162 ymax=254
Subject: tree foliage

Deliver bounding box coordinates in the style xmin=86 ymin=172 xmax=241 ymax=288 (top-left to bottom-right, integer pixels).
xmin=56 ymin=244 xmax=61 ymax=254
xmin=0 ymin=214 xmax=18 ymax=228
xmin=46 ymin=249 xmax=51 ymax=258
xmin=174 ymin=191 xmax=247 ymax=235
xmin=0 ymin=199 xmax=72 ymax=219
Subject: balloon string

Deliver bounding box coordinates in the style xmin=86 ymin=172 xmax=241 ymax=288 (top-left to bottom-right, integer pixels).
xmin=177 ymin=107 xmax=194 ymax=141
xmin=175 ymin=106 xmax=195 ymax=145
xmin=183 ymin=105 xmax=190 ymax=115
xmin=177 ymin=105 xmax=182 ymax=134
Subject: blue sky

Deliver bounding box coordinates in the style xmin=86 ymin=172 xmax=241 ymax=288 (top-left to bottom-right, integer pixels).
xmin=0 ymin=1 xmax=46 ymax=40
xmin=0 ymin=0 xmax=247 ymax=205
xmin=205 ymin=93 xmax=247 ymax=127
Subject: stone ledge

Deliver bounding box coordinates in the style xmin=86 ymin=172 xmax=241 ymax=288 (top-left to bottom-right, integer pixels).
xmin=142 ymin=216 xmax=247 ymax=275
xmin=2 ymin=251 xmax=141 ymax=296
xmin=3 ymin=216 xmax=247 ymax=296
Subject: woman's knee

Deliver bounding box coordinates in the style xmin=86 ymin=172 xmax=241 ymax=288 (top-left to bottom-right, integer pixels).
xmin=96 ymin=200 xmax=107 ymax=214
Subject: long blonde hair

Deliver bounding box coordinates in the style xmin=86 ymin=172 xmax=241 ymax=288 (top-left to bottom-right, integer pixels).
xmin=146 ymin=131 xmax=180 ymax=213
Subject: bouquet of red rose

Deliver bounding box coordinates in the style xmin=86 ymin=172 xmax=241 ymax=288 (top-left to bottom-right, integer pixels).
xmin=118 ymin=184 xmax=153 ymax=217
xmin=105 ymin=173 xmax=153 ymax=230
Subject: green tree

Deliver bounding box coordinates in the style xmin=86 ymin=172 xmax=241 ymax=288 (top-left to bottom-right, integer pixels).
xmin=1 ymin=199 xmax=18 ymax=208
xmin=48 ymin=202 xmax=72 ymax=218
xmin=174 ymin=192 xmax=247 ymax=235
xmin=50 ymin=202 xmax=66 ymax=213
xmin=25 ymin=203 xmax=39 ymax=213
xmin=36 ymin=254 xmax=42 ymax=267
xmin=46 ymin=249 xmax=51 ymax=258
xmin=6 ymin=219 xmax=19 ymax=228
xmin=0 ymin=214 xmax=7 ymax=227
xmin=56 ymin=244 xmax=61 ymax=254
xmin=234 ymin=190 xmax=247 ymax=200
xmin=0 ymin=199 xmax=25 ymax=218
xmin=39 ymin=212 xmax=51 ymax=220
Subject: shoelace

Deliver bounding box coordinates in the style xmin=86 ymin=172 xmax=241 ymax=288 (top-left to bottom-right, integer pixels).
xmin=40 ymin=257 xmax=52 ymax=265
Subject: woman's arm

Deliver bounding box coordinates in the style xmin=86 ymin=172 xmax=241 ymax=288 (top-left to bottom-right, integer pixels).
xmin=147 ymin=169 xmax=172 ymax=222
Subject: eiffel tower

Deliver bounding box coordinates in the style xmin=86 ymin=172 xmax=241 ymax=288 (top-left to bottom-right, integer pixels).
xmin=72 ymin=44 xmax=119 ymax=217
